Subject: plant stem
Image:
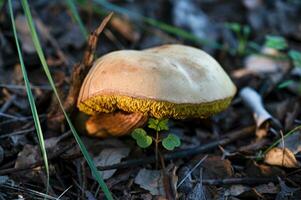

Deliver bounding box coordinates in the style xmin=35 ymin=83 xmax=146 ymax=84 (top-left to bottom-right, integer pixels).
xmin=155 ymin=130 xmax=159 ymax=169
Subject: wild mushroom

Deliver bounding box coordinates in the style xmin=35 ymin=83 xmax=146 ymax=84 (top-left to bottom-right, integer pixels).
xmin=77 ymin=44 xmax=236 ymax=137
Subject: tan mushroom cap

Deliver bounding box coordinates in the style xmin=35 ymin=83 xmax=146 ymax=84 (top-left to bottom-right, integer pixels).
xmin=77 ymin=44 xmax=236 ymax=119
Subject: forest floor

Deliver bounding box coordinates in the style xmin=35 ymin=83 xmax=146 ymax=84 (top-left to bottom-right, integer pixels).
xmin=1 ymin=0 xmax=301 ymax=199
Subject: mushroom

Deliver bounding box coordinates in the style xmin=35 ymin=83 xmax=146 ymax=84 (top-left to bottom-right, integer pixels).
xmin=77 ymin=44 xmax=236 ymax=137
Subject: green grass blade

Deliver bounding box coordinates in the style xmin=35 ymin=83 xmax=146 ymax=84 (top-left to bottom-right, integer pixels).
xmin=66 ymin=0 xmax=88 ymax=39
xmin=20 ymin=0 xmax=113 ymax=199
xmin=264 ymin=125 xmax=301 ymax=154
xmin=8 ymin=0 xmax=49 ymax=191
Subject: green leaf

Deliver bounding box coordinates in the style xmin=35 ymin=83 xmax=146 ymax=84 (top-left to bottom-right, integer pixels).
xmin=264 ymin=35 xmax=288 ymax=50
xmin=66 ymin=0 xmax=88 ymax=39
xmin=162 ymin=134 xmax=181 ymax=151
xmin=289 ymin=50 xmax=301 ymax=68
xmin=148 ymin=118 xmax=169 ymax=131
xmin=131 ymin=128 xmax=152 ymax=148
xmin=157 ymin=119 xmax=169 ymax=131
xmin=148 ymin=118 xmax=159 ymax=130
xmin=278 ymin=80 xmax=294 ymax=89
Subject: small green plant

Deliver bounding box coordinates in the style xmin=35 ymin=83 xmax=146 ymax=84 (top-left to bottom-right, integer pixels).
xmin=264 ymin=35 xmax=288 ymax=50
xmin=131 ymin=118 xmax=181 ymax=165
xmin=225 ymin=22 xmax=251 ymax=55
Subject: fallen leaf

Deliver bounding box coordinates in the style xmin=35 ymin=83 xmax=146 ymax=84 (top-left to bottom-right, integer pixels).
xmin=224 ymin=185 xmax=251 ymax=197
xmin=94 ymin=148 xmax=130 ymax=180
xmin=255 ymin=182 xmax=278 ymax=194
xmin=186 ymin=182 xmax=210 ymax=200
xmin=134 ymin=168 xmax=165 ymax=196
xmin=201 ymin=156 xmax=233 ymax=179
xmin=233 ymin=48 xmax=289 ymax=79
xmin=14 ymin=144 xmax=39 ymax=168
xmin=0 ymin=176 xmax=8 ymax=185
xmin=264 ymin=147 xmax=299 ymax=168
xmin=276 ymin=178 xmax=299 ymax=200
xmin=15 ymin=132 xmax=70 ymax=168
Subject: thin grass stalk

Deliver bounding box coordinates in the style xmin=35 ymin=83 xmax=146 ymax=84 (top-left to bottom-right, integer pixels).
xmin=20 ymin=0 xmax=113 ymax=199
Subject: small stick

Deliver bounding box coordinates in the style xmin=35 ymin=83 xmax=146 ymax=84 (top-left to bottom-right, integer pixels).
xmin=177 ymin=155 xmax=208 ymax=188
xmin=63 ymin=12 xmax=113 ymax=115
xmin=48 ymin=13 xmax=113 ymax=123
xmin=201 ymin=177 xmax=280 ymax=186
xmin=0 ymin=94 xmax=16 ymax=113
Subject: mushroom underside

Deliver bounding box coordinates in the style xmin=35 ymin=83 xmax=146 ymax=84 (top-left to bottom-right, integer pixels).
xmin=78 ymin=94 xmax=233 ymax=119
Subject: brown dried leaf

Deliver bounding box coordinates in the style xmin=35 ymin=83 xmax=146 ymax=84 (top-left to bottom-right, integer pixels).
xmin=264 ymin=147 xmax=300 ymax=168
xmin=201 ymin=156 xmax=233 ymax=179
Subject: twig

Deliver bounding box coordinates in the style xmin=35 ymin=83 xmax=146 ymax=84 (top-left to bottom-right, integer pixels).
xmin=48 ymin=13 xmax=113 ymax=125
xmin=97 ymin=125 xmax=255 ymax=171
xmin=177 ymin=155 xmax=208 ymax=188
xmin=201 ymin=177 xmax=281 ymax=186
xmin=63 ymin=12 xmax=113 ymax=115
xmin=0 ymin=84 xmax=52 ymax=90
xmin=0 ymin=94 xmax=16 ymax=113
xmin=0 ymin=127 xmax=35 ymax=139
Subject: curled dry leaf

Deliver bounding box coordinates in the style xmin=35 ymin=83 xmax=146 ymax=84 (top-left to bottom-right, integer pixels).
xmin=224 ymin=185 xmax=251 ymax=197
xmin=134 ymin=168 xmax=165 ymax=196
xmin=94 ymin=147 xmax=130 ymax=180
xmin=14 ymin=144 xmax=39 ymax=169
xmin=264 ymin=147 xmax=299 ymax=168
xmin=232 ymin=47 xmax=289 ymax=80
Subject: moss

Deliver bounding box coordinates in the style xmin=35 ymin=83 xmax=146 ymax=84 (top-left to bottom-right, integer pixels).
xmin=78 ymin=94 xmax=233 ymax=119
